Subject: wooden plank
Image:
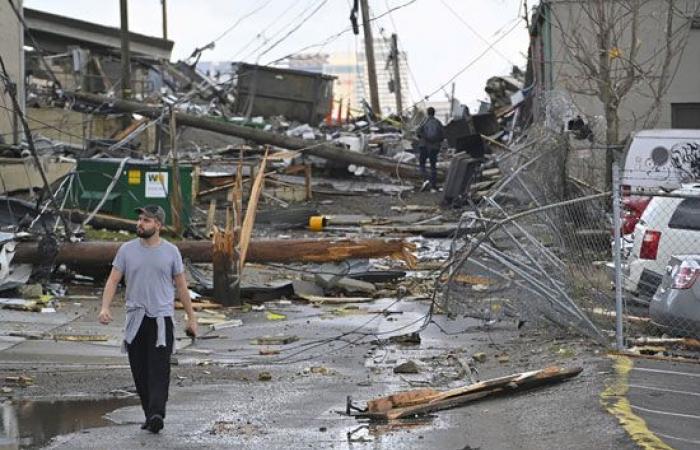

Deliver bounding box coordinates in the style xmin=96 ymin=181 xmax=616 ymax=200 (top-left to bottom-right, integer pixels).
xmin=205 ymin=199 xmax=216 ymax=236
xmin=297 ymin=294 xmax=374 ymax=304
xmin=239 ymin=150 xmax=269 ymax=271
xmin=364 ymin=366 xmax=582 ymax=419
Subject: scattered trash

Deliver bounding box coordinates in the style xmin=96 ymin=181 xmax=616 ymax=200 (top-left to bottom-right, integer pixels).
xmin=4 ymin=375 xmax=34 ymax=386
xmin=259 ymin=348 xmax=280 ymax=356
xmin=257 ymin=372 xmax=272 ymax=382
xmin=265 ymin=311 xmax=287 ymax=321
xmin=250 ymin=335 xmax=299 ymax=345
xmin=211 ymin=319 xmax=243 ymax=331
xmin=496 ymin=354 xmax=510 ymax=364
xmin=472 ymin=352 xmax=487 ymax=363
xmin=375 ymin=332 xmax=422 ymax=346
xmin=393 ymin=360 xmax=421 ymax=374
xmin=19 ymin=283 xmax=43 ymax=298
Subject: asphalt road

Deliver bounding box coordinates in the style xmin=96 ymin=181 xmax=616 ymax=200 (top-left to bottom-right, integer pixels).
xmin=0 ymin=298 xmax=634 ymax=449
xmin=628 ymin=358 xmax=700 ymax=449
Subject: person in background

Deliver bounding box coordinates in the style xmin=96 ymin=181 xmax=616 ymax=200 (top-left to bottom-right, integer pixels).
xmin=417 ymin=106 xmax=445 ymax=192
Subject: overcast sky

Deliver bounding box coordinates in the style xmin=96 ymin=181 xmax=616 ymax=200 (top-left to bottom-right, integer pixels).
xmin=25 ymin=0 xmax=532 ymax=108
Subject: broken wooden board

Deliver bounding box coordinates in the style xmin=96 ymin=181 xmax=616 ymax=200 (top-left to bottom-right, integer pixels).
xmin=0 ymin=298 xmax=40 ymax=312
xmin=52 ymin=334 xmax=110 ymax=342
xmin=211 ymin=319 xmax=243 ymax=330
xmin=361 ymin=366 xmax=583 ymax=420
xmin=296 ymin=294 xmax=374 ymax=304
xmin=4 ymin=375 xmax=33 ymax=386
xmin=176 ymin=300 xmax=223 ymax=311
xmin=197 ymin=317 xmax=228 ymax=325
xmin=586 ymin=308 xmax=651 ymax=323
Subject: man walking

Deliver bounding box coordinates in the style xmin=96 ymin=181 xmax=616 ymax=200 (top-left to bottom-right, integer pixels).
xmin=98 ymin=205 xmax=197 ymax=434
xmin=417 ymin=106 xmax=445 ymax=192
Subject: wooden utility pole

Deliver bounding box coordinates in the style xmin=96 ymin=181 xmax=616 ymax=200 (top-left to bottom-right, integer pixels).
xmin=390 ymin=33 xmax=403 ymax=115
xmin=14 ymin=239 xmax=416 ymax=266
xmin=119 ymin=0 xmax=131 ymax=100
xmin=161 ymin=0 xmax=168 ymax=40
xmin=360 ymin=0 xmax=381 ymax=114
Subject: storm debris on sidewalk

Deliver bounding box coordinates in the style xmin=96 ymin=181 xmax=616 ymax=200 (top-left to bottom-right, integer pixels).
xmin=4 ymin=375 xmax=34 ymax=386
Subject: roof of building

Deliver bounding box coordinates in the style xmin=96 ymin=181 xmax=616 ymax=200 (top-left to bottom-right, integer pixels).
xmin=23 ymin=8 xmax=173 ymax=60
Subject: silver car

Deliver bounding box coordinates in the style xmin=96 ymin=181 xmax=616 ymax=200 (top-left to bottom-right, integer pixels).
xmin=650 ymin=254 xmax=700 ymax=337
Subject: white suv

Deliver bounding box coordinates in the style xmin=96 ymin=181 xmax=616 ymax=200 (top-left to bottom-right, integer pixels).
xmin=626 ymin=185 xmax=700 ymax=301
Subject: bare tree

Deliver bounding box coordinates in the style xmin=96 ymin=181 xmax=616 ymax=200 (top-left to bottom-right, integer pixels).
xmin=550 ymin=0 xmax=698 ymax=187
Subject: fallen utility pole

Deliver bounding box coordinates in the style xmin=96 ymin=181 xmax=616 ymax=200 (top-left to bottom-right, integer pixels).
xmin=13 ymin=238 xmax=415 ymax=266
xmin=65 ymin=92 xmax=446 ymax=181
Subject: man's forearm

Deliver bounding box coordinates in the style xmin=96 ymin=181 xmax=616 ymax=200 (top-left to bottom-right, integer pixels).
xmin=101 ymin=282 xmax=117 ymax=310
xmin=178 ymin=288 xmax=196 ymax=320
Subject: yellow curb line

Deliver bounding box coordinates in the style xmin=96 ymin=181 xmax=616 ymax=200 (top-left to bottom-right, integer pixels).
xmin=601 ymin=354 xmax=673 ymax=450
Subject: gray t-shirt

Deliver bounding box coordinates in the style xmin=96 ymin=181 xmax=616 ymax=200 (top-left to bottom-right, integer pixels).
xmin=112 ymin=238 xmax=184 ymax=317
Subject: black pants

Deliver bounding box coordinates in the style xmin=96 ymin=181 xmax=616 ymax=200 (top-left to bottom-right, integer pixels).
xmin=127 ymin=317 xmax=174 ymax=420
xmin=419 ymin=145 xmax=440 ymax=188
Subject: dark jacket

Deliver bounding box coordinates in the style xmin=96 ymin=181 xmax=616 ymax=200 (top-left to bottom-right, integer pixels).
xmin=418 ymin=116 xmax=445 ymax=148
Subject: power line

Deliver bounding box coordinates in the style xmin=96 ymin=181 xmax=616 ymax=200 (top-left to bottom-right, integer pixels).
xmin=207 ymin=0 xmax=274 ymax=45
xmin=265 ymin=0 xmax=419 ymax=66
xmin=382 ymin=0 xmax=422 ymax=102
xmin=239 ymin=0 xmax=322 ymax=62
xmin=439 ymin=0 xmax=517 ymax=67
xmin=229 ymin=0 xmax=303 ymax=61
xmin=254 ymin=0 xmax=330 ymax=62
xmin=421 ymin=18 xmax=523 ymax=103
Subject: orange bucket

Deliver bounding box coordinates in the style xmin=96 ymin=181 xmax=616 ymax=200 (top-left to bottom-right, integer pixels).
xmin=308 ymin=216 xmax=327 ymax=231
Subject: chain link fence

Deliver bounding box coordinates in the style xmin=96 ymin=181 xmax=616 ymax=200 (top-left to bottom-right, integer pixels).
xmin=438 ymin=127 xmax=618 ymax=344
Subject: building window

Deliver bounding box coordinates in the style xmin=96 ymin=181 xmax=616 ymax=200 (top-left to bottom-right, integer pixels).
xmin=671 ymin=103 xmax=700 ymax=129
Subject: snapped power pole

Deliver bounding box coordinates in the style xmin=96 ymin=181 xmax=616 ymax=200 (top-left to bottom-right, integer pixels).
xmin=390 ymin=33 xmax=403 ymax=116
xmin=119 ymin=0 xmax=132 ymax=100
xmin=360 ymin=0 xmax=381 ymax=114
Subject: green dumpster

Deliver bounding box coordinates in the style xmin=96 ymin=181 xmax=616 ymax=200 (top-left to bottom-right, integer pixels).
xmin=72 ymin=158 xmax=193 ymax=227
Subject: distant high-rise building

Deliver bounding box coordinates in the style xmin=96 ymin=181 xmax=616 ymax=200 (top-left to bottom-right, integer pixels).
xmin=284 ymin=36 xmax=411 ymax=119
xmin=358 ymin=35 xmax=411 ymax=116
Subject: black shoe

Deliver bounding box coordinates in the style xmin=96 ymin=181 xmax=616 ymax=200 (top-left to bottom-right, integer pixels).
xmin=147 ymin=414 xmax=164 ymax=434
xmin=140 ymin=421 xmax=148 ymax=430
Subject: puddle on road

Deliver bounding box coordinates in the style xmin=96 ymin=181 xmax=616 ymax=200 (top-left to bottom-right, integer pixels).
xmin=0 ymin=396 xmax=138 ymax=449
xmin=346 ymin=415 xmax=439 ymax=443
